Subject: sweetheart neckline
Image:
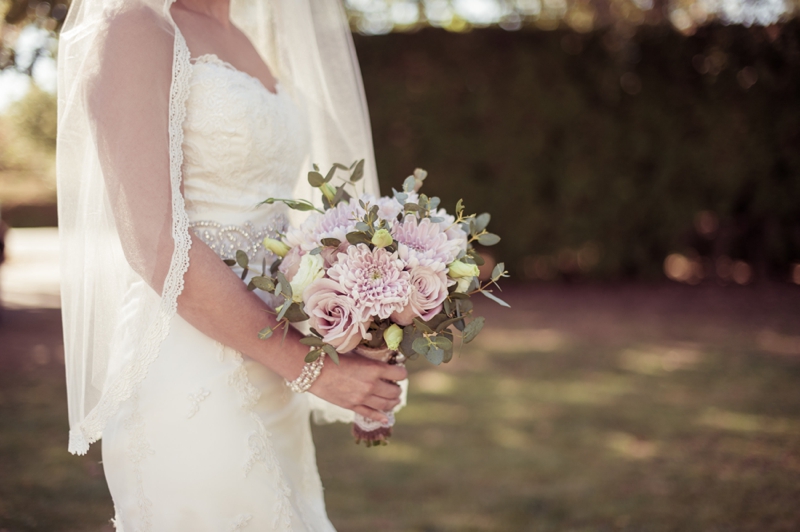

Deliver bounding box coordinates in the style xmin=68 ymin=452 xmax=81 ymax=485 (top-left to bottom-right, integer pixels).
xmin=191 ymin=53 xmax=281 ymax=97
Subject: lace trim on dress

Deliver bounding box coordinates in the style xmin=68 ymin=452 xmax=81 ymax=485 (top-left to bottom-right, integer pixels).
xmin=68 ymin=32 xmax=194 ymax=455
xmin=125 ymin=393 xmax=155 ymax=531
xmin=192 ymin=53 xmax=280 ymax=97
xmin=223 ymin=344 xmax=293 ymax=531
xmin=226 ymin=513 xmax=253 ymax=532
xmin=189 ymin=216 xmax=287 ymax=264
xmin=186 ymin=387 xmax=210 ymax=419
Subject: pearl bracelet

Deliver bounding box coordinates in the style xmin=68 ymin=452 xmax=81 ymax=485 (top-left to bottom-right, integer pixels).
xmin=285 ymin=353 xmax=325 ymax=393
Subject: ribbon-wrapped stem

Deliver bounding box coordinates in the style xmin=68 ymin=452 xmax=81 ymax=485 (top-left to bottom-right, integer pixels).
xmin=352 ymin=343 xmax=405 ymax=446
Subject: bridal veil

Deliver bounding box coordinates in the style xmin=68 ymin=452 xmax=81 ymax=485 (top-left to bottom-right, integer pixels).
xmin=57 ymin=0 xmax=379 ymax=455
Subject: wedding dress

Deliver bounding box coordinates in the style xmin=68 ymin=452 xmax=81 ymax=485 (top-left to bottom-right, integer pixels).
xmin=100 ymin=54 xmax=335 ymax=531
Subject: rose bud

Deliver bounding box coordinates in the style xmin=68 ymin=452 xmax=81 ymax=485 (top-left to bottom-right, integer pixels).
xmin=371 ymin=228 xmax=394 ymax=248
xmin=263 ymin=237 xmax=290 ymax=257
xmin=448 ymin=260 xmax=480 ymax=279
xmin=320 ymin=182 xmax=337 ymax=204
xmin=383 ymin=323 xmax=403 ymax=351
xmin=455 ymin=276 xmax=473 ymax=293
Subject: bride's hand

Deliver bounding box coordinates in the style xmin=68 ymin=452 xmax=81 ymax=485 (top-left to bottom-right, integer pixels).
xmin=308 ymin=352 xmax=407 ymax=423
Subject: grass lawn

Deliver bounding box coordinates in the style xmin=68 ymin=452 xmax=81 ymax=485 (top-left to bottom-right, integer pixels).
xmin=2 ymin=285 xmax=799 ymax=531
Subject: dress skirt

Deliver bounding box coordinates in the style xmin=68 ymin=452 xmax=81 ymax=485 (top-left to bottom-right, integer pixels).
xmin=102 ymin=312 xmax=337 ymax=532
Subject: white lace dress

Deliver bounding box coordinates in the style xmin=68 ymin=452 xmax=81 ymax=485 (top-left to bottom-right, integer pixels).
xmin=101 ymin=54 xmax=336 ymax=532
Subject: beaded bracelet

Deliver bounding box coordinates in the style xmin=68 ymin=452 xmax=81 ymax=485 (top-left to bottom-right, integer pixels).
xmin=285 ymin=353 xmax=325 ymax=393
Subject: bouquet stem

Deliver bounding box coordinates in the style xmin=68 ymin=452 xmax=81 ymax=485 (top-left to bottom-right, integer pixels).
xmin=352 ymin=344 xmax=404 ymax=446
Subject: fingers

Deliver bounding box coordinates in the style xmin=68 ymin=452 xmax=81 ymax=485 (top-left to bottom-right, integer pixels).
xmin=353 ymin=405 xmax=388 ymax=424
xmin=373 ymin=379 xmax=402 ymax=401
xmin=363 ymin=394 xmax=400 ymax=413
xmin=381 ymin=364 xmax=408 ymax=383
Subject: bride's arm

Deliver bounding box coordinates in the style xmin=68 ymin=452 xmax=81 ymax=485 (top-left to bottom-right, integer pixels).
xmin=87 ymin=6 xmax=404 ymax=422
xmin=179 ymin=236 xmax=406 ymax=422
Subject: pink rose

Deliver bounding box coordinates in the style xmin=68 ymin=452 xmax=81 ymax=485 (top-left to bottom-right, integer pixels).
xmin=391 ymin=263 xmax=449 ymax=326
xmin=320 ymin=242 xmax=349 ymax=268
xmin=303 ymin=278 xmax=370 ymax=353
xmin=279 ymin=246 xmax=304 ymax=281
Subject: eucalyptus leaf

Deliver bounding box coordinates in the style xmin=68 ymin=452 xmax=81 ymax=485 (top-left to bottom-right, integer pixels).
xmin=429 ymin=196 xmax=441 ymax=210
xmin=333 ymin=162 xmax=349 ymax=170
xmin=313 ymin=163 xmax=320 ymax=172
xmin=355 ymin=221 xmax=371 ymax=233
xmin=324 ymin=165 xmax=337 ymax=183
xmin=404 ymin=202 xmax=420 ymax=212
xmin=426 ymin=347 xmax=444 ymax=365
xmin=435 ymin=315 xmax=467 ymax=333
xmin=310 ymin=247 xmax=323 ymax=255
xmin=305 ymin=349 xmax=322 ymax=363
xmin=240 ymin=268 xmax=248 ymax=281
xmin=482 ymin=290 xmax=510 ymax=307
xmin=429 ymin=217 xmax=445 ymax=223
xmin=471 ymin=252 xmax=485 ymax=266
xmin=456 ymin=298 xmax=474 ymax=315
xmin=491 ymin=262 xmax=506 ymax=280
xmin=236 ymin=250 xmax=249 ymax=269
xmin=394 ymin=191 xmax=408 ymax=204
xmin=350 ymin=159 xmax=365 ymax=182
xmin=223 ymin=258 xmax=236 ymax=266
xmin=440 ymin=329 xmax=454 ymax=363
xmin=308 ymin=171 xmax=325 ymax=187
xmin=322 ymin=344 xmax=340 ymax=365
xmin=432 ymin=335 xmax=453 ymax=351
xmin=300 ymin=336 xmax=325 ymax=347
xmin=257 ymin=327 xmax=273 ymax=340
xmin=399 ymin=326 xmax=422 ymax=357
xmin=474 ymin=212 xmax=491 ymax=232
xmin=413 ymin=318 xmax=434 ymax=334
xmin=462 ymin=316 xmax=485 ymax=343
xmin=277 ymin=302 xmax=290 ymax=321
xmin=276 ymin=272 xmax=292 ymax=299
xmin=246 ymin=280 xmax=257 ymax=291
xmin=320 ymin=238 xmax=341 ymax=247
xmin=332 ymin=185 xmax=345 ymax=206
xmin=309 ymin=327 xmax=323 ymax=338
xmin=284 ymin=302 xmax=310 ymax=323
xmin=454 ymin=318 xmax=466 ymax=332
xmin=412 ymin=337 xmax=430 ymax=356
xmin=251 ymin=276 xmax=275 ymax=292
xmin=402 ymin=175 xmax=416 ymax=193
xmin=345 ymin=231 xmax=371 ymax=245
xmin=477 ymin=233 xmax=501 ymax=246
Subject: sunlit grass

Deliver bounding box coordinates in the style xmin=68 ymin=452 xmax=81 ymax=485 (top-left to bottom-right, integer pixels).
xmin=2 ymin=304 xmax=800 ymax=531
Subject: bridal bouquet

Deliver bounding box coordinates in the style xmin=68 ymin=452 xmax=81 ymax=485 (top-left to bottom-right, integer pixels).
xmin=227 ymin=161 xmax=508 ymax=445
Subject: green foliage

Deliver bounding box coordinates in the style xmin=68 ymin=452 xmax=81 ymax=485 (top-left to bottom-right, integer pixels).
xmin=356 ymin=23 xmax=800 ymax=280
xmin=8 ymin=85 xmax=57 ymax=153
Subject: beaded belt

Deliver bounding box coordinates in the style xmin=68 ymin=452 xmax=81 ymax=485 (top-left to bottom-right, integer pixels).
xmin=189 ymin=214 xmax=288 ymax=265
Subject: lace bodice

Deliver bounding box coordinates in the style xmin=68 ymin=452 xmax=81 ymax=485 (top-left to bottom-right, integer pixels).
xmin=182 ymin=54 xmax=309 ymax=226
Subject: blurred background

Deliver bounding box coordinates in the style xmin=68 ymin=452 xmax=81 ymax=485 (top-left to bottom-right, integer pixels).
xmin=1 ymin=0 xmax=800 ymax=530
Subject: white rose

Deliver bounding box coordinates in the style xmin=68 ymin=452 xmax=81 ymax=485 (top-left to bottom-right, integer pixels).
xmin=455 ymin=276 xmax=473 ymax=293
xmin=289 ymin=253 xmax=325 ymax=302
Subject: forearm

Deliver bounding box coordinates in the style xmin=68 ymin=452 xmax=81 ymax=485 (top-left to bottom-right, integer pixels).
xmin=175 ymin=234 xmax=308 ymax=380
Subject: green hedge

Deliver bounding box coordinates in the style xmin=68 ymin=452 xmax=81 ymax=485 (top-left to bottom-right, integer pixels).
xmin=355 ymin=22 xmax=800 ymax=281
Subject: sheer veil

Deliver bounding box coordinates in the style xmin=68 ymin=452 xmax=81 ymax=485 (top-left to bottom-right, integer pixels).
xmin=57 ymin=0 xmax=379 ymax=455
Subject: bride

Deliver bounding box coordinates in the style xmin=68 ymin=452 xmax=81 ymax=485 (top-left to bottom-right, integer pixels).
xmin=57 ymin=0 xmax=406 ymax=529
